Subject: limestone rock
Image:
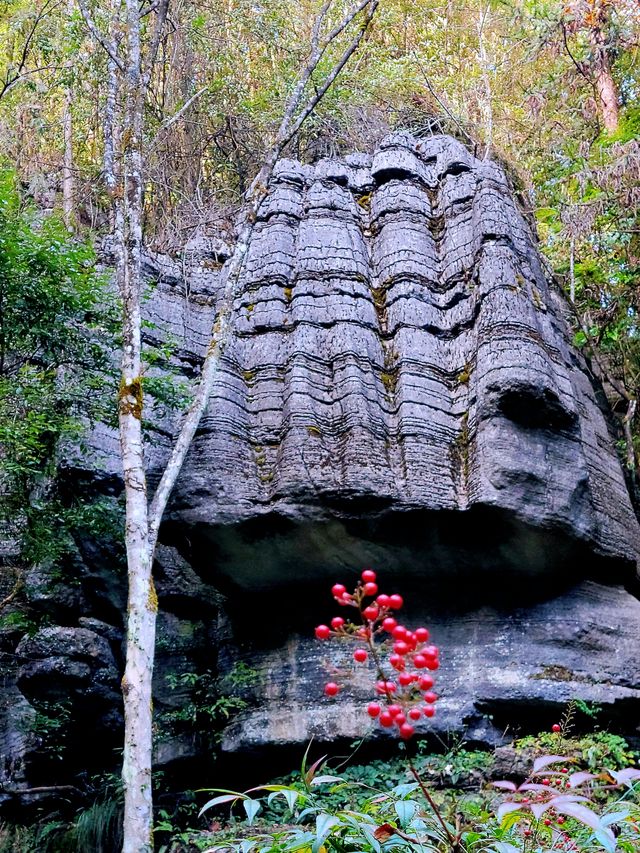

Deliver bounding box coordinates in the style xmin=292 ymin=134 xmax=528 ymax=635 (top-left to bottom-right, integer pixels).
xmin=165 ymin=132 xmax=640 ymax=596
xmin=221 ymin=581 xmax=640 ymax=752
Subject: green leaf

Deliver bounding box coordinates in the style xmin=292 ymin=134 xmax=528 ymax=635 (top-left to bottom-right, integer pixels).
xmin=394 ymin=799 xmax=418 ymax=827
xmin=313 ymin=814 xmax=340 ymax=853
xmin=243 ymin=798 xmax=261 ymax=825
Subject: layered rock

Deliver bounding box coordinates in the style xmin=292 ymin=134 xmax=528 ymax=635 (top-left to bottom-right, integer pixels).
xmin=160 ymin=131 xmax=640 ymax=751
xmin=166 ymin=132 xmax=640 ymax=594
xmin=3 ymin=133 xmax=640 ymax=805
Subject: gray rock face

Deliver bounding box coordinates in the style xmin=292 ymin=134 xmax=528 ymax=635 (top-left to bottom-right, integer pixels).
xmin=3 ymin=133 xmax=640 ymax=803
xmin=222 ymin=581 xmax=640 ymax=752
xmin=166 ymin=132 xmax=640 ymax=594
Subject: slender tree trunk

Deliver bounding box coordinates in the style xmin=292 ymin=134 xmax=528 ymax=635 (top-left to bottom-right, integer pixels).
xmin=81 ymin=4 xmax=379 ymax=850
xmin=118 ymin=2 xmax=158 ymax=849
xmin=62 ymin=87 xmax=74 ymax=227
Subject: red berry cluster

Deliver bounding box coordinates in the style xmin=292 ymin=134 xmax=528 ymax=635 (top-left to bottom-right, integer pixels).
xmin=314 ymin=570 xmax=440 ymax=740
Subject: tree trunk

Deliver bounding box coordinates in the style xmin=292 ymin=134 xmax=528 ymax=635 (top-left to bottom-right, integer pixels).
xmin=118 ymin=1 xmax=156 ymax=849
xmin=62 ymin=87 xmax=73 ymax=227
xmin=590 ymin=2 xmax=619 ymax=133
xmin=79 ymin=3 xmax=379 ymax=849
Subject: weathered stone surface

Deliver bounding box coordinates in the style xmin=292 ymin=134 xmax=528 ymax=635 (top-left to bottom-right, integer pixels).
xmin=164 ymin=132 xmax=640 ymax=596
xmin=3 ymin=133 xmax=640 ymax=802
xmin=221 ymin=581 xmax=640 ymax=752
xmin=16 ymin=627 xmax=120 ymax=709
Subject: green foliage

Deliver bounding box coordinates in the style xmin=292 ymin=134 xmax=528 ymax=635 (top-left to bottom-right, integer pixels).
xmin=158 ymin=662 xmax=260 ymax=738
xmin=17 ymin=699 xmax=72 ymax=759
xmin=515 ymin=730 xmax=638 ymax=772
xmin=0 ymin=167 xmax=119 ymax=569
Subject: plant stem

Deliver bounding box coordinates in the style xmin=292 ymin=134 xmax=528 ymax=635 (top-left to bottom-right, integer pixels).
xmin=406 ymin=755 xmax=459 ymax=852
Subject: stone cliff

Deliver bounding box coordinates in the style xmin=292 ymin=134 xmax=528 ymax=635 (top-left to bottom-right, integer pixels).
xmin=2 ymin=132 xmax=640 ymax=811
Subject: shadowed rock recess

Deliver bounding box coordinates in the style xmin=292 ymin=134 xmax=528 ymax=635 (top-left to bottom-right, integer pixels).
xmin=3 ymin=133 xmax=640 ymax=808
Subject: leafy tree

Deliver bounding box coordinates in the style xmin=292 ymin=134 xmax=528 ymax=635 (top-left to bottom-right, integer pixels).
xmin=0 ymin=167 xmax=116 ymax=575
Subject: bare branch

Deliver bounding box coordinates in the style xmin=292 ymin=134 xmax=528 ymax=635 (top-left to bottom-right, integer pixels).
xmin=0 ymin=0 xmax=61 ymax=101
xmin=0 ymin=570 xmax=23 ymax=612
xmin=76 ymin=0 xmax=124 ymax=71
xmin=147 ymin=0 xmax=380 ymax=544
xmin=282 ymin=0 xmax=379 ymax=148
xmin=142 ymin=0 xmax=170 ymax=88
xmin=149 ymin=85 xmax=207 ymax=145
xmin=560 ymin=20 xmax=594 ymax=87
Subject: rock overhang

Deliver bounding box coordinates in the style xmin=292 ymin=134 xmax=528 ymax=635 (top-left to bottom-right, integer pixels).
xmin=164 ymin=131 xmax=640 ymax=595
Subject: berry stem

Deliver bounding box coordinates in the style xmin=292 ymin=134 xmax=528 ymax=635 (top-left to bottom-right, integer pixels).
xmin=406 ymin=755 xmax=459 ymax=852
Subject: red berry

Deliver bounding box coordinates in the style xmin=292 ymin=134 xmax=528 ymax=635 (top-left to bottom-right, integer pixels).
xmin=389 ymin=594 xmax=404 ymax=610
xmin=423 ymin=645 xmax=439 ymax=658
xmin=379 ymin=711 xmax=394 ymax=727
xmin=423 ymin=704 xmax=435 ymax=717
xmin=353 ymin=648 xmax=368 ymax=663
xmin=363 ymin=605 xmax=379 ymax=621
xmin=385 ymin=681 xmax=397 ymax=694
xmin=361 ymin=569 xmax=377 ymax=583
xmin=375 ymin=680 xmax=387 ymax=694
xmin=331 ymin=584 xmax=346 ymax=598
xmin=395 ymin=713 xmax=406 ymax=725
xmin=423 ymin=691 xmax=438 ymax=704
xmin=408 ymin=707 xmax=422 ymax=721
xmin=542 ymin=779 xmax=550 ymax=786
xmin=552 ymin=724 xmax=561 ymax=733
xmin=315 ymin=624 xmax=330 ymax=639
xmin=399 ymin=723 xmax=415 ymax=739
xmin=382 ymin=616 xmax=397 ymax=631
xmin=367 ymin=702 xmax=381 ymax=718
xmin=405 ymin=634 xmax=417 ymax=651
xmin=377 ymin=594 xmax=391 ymax=608
xmin=418 ymin=675 xmax=434 ymax=690
xmin=388 ymin=704 xmax=402 ymax=717
xmin=390 ymin=654 xmax=405 ymax=671
xmin=426 ymin=659 xmax=440 ymax=671
xmin=356 ymin=627 xmax=370 ymax=639
xmin=331 ymin=616 xmax=345 ymax=629
xmin=324 ymin=682 xmax=339 ymax=696
xmin=413 ymin=654 xmax=427 ymax=668
xmin=561 ymin=768 xmax=568 ymax=774
xmin=391 ymin=625 xmax=407 ymax=640
xmin=363 ymin=582 xmax=378 ymax=596
xmin=544 ymin=819 xmax=551 ymax=826
xmin=393 ymin=641 xmax=410 ymax=655
xmin=415 ymin=627 xmax=430 ymax=642
xmin=398 ymin=672 xmax=413 ymax=686
xmin=557 ymin=817 xmax=565 ymax=825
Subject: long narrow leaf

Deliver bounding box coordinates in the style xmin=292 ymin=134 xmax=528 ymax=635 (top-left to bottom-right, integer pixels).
xmin=532 ymin=755 xmax=570 ymax=774
xmin=497 ymin=802 xmax=523 ymax=822
xmin=199 ymin=793 xmax=245 ymax=817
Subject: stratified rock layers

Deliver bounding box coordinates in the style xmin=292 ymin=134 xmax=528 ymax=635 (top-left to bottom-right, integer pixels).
xmin=168 ymin=132 xmax=639 ymax=591
xmin=4 ymin=134 xmax=640 ymax=795
xmin=158 ymin=133 xmax=640 ymax=750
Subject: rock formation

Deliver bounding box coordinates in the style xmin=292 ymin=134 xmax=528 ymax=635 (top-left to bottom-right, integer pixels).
xmin=2 ymin=132 xmax=640 ymax=809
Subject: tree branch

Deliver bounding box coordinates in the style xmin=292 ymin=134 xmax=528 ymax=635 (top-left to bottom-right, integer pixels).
xmin=76 ymin=0 xmax=124 ymax=71
xmin=147 ymin=0 xmax=380 ymax=546
xmin=0 ymin=0 xmax=61 ymax=101
xmin=149 ymin=86 xmax=207 ymax=145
